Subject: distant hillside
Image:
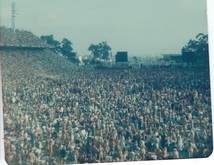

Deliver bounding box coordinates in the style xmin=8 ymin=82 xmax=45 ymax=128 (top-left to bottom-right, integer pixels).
xmin=0 ymin=27 xmax=78 ymax=88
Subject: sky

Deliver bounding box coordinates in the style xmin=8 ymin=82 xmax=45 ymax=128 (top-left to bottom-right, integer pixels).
xmin=0 ymin=0 xmax=209 ymax=57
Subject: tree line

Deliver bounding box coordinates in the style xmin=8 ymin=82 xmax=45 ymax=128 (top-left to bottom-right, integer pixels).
xmin=40 ymin=35 xmax=112 ymax=65
xmin=41 ymin=33 xmax=209 ymax=65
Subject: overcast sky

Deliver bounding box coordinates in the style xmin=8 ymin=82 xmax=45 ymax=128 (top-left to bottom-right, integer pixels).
xmin=0 ymin=0 xmax=209 ymax=56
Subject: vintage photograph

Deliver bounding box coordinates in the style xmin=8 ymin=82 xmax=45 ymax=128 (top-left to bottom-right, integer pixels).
xmin=0 ymin=0 xmax=213 ymax=164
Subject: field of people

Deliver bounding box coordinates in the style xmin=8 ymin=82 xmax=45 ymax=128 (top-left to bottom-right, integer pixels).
xmin=0 ymin=27 xmax=213 ymax=165
xmin=1 ymin=52 xmax=213 ymax=164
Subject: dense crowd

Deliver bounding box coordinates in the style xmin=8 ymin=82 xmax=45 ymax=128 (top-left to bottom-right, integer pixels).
xmin=0 ymin=49 xmax=77 ymax=88
xmin=1 ymin=48 xmax=213 ymax=164
xmin=0 ymin=27 xmax=50 ymax=48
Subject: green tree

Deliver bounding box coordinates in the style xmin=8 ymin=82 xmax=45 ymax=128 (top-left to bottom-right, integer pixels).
xmin=41 ymin=35 xmax=80 ymax=64
xmin=182 ymin=33 xmax=209 ymax=65
xmin=61 ymin=38 xmax=79 ymax=64
xmin=61 ymin=38 xmax=73 ymax=55
xmin=88 ymin=41 xmax=112 ymax=61
xmin=40 ymin=35 xmax=61 ymax=53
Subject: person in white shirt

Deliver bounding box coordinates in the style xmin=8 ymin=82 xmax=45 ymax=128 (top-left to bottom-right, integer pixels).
xmin=187 ymin=141 xmax=198 ymax=158
xmin=172 ymin=148 xmax=179 ymax=159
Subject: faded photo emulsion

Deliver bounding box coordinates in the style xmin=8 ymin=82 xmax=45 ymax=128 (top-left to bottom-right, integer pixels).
xmin=0 ymin=0 xmax=213 ymax=165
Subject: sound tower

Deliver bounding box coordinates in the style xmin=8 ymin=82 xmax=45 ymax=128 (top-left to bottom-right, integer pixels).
xmin=115 ymin=52 xmax=128 ymax=62
xmin=182 ymin=52 xmax=197 ymax=63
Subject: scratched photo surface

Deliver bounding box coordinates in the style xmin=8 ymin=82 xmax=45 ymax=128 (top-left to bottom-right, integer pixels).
xmin=0 ymin=0 xmax=213 ymax=164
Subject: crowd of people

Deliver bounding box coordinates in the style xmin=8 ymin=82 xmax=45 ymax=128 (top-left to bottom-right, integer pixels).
xmin=1 ymin=47 xmax=213 ymax=164
xmin=0 ymin=26 xmax=50 ymax=48
xmin=0 ymin=49 xmax=77 ymax=87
